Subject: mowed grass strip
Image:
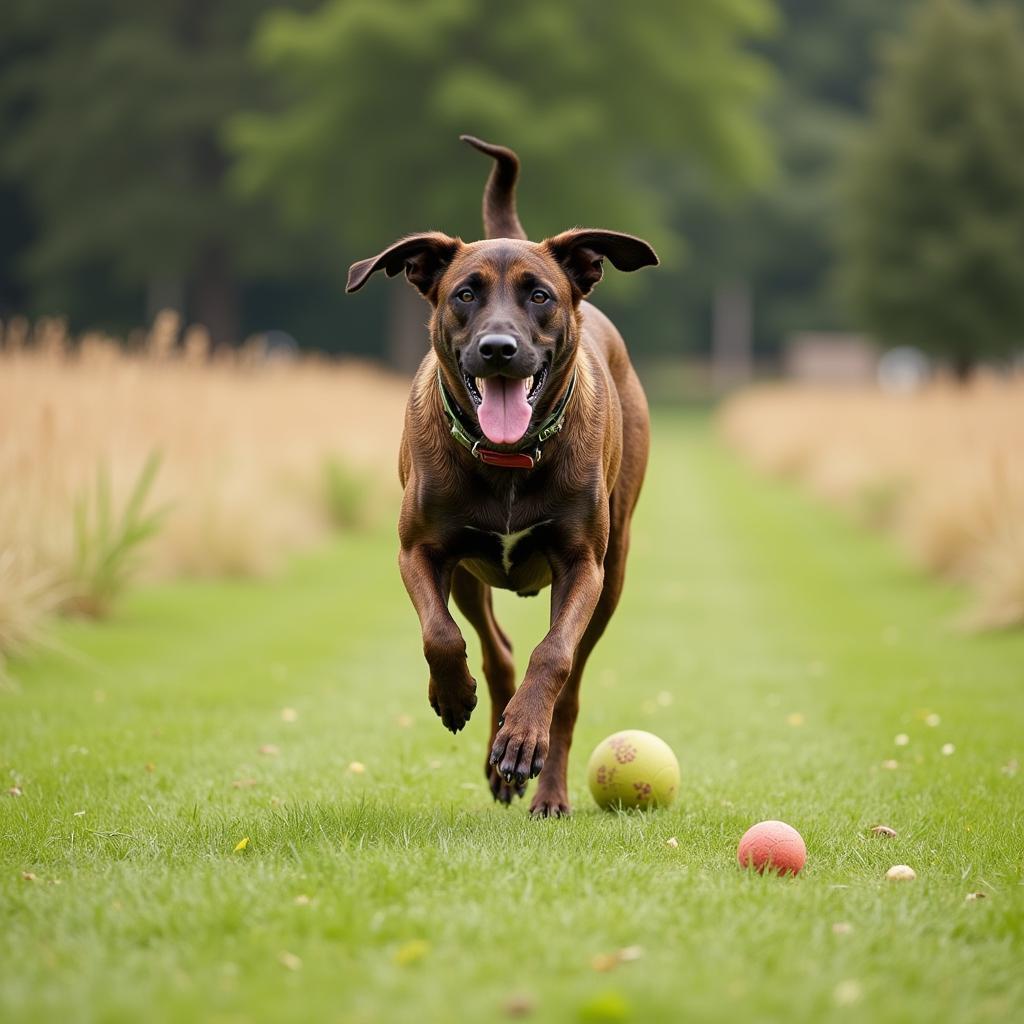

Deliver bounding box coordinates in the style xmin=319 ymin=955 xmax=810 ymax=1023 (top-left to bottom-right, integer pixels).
xmin=1 ymin=414 xmax=1022 ymax=1024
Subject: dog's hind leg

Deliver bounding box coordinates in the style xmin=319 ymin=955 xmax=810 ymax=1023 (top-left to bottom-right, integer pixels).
xmin=450 ymin=564 xmax=523 ymax=803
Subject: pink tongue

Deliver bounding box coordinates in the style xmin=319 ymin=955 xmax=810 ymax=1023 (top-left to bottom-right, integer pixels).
xmin=478 ymin=376 xmax=532 ymax=445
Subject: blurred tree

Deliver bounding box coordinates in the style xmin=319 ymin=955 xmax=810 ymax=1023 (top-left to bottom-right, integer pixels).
xmin=231 ymin=0 xmax=776 ymax=369
xmin=839 ymin=0 xmax=1024 ymax=378
xmin=671 ymin=0 xmax=909 ymax=365
xmin=0 ymin=0 xmax=316 ymax=344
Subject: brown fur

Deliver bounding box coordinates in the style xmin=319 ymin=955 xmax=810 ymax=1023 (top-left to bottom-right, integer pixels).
xmin=347 ymin=138 xmax=657 ymax=816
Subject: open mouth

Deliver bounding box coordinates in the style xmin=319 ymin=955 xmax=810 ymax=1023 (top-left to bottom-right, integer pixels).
xmin=463 ymin=364 xmax=548 ymax=409
xmin=461 ymin=364 xmax=549 ymax=446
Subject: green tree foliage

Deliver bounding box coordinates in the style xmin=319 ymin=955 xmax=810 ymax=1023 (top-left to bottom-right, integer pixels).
xmin=839 ymin=0 xmax=1024 ymax=375
xmin=673 ymin=0 xmax=909 ymax=354
xmin=0 ymin=1 xmax=315 ymax=343
xmin=231 ymin=0 xmax=776 ymax=270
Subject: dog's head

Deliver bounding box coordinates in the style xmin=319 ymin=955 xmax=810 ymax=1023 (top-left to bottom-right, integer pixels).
xmin=347 ymin=229 xmax=657 ymax=447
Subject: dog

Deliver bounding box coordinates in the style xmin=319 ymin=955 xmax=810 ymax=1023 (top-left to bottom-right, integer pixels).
xmin=346 ymin=136 xmax=657 ymax=816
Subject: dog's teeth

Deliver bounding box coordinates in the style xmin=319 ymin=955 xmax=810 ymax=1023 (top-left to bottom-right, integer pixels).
xmin=525 ymin=376 xmax=534 ymax=392
xmin=475 ymin=377 xmax=484 ymax=394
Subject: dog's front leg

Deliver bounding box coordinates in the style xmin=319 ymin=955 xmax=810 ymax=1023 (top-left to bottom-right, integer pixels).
xmin=399 ymin=544 xmax=478 ymax=733
xmin=489 ymin=548 xmax=604 ymax=784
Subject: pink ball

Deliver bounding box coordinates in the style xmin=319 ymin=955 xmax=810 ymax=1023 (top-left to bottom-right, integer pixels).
xmin=737 ymin=820 xmax=807 ymax=876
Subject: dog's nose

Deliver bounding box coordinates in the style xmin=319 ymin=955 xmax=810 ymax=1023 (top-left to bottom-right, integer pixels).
xmin=477 ymin=334 xmax=518 ymax=365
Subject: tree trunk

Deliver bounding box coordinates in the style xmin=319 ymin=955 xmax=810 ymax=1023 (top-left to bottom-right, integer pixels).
xmin=711 ymin=279 xmax=754 ymax=392
xmin=146 ymin=275 xmax=185 ymax=324
xmin=387 ymin=283 xmax=430 ymax=375
xmin=951 ymin=351 xmax=975 ymax=383
xmin=192 ymin=241 xmax=240 ymax=347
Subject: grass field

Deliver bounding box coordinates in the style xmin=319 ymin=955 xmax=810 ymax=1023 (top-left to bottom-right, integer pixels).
xmin=2 ymin=414 xmax=1022 ymax=1024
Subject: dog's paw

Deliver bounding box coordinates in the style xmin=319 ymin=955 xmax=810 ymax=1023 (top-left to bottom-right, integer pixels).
xmin=488 ymin=707 xmax=549 ymax=787
xmin=487 ymin=763 xmax=526 ymax=804
xmin=428 ymin=676 xmax=478 ymax=733
xmin=529 ymin=789 xmax=571 ymax=818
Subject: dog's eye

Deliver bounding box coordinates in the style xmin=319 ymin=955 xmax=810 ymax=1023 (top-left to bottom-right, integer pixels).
xmin=456 ymin=288 xmax=475 ymax=303
xmin=530 ymin=289 xmax=550 ymax=304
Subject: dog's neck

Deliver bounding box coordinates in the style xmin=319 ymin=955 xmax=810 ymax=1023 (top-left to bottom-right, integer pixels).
xmin=435 ymin=365 xmax=577 ymax=470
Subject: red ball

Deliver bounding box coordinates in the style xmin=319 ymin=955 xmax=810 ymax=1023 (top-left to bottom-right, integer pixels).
xmin=737 ymin=820 xmax=806 ymax=876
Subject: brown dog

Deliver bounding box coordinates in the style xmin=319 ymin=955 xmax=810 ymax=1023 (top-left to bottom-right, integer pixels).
xmin=347 ymin=136 xmax=657 ymax=816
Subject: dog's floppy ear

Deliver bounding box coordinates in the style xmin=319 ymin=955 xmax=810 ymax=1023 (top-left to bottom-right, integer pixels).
xmin=346 ymin=232 xmax=461 ymax=298
xmin=545 ymin=229 xmax=658 ymax=297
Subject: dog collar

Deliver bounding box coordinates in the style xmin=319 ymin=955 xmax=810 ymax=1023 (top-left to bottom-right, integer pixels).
xmin=436 ymin=367 xmax=577 ymax=470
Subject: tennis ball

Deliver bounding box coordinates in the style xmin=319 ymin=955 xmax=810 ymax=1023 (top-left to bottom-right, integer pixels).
xmin=737 ymin=820 xmax=807 ymax=876
xmin=587 ymin=730 xmax=680 ymax=810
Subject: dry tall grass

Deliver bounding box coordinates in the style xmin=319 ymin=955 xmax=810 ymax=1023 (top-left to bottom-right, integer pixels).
xmin=0 ymin=312 xmax=408 ymax=673
xmin=719 ymin=377 xmax=1024 ymax=630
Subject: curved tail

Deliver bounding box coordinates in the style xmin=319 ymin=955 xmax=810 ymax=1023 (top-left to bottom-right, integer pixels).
xmin=460 ymin=134 xmax=527 ymax=240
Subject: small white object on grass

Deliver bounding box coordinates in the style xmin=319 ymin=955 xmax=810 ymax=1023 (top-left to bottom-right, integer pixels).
xmin=833 ymin=979 xmax=863 ymax=1006
xmin=941 ymin=743 xmax=955 ymax=756
xmin=886 ymin=864 xmax=917 ymax=881
xmin=895 ymin=733 xmax=909 ymax=746
xmin=348 ymin=761 xmax=366 ymax=774
xmin=666 ymin=836 xmax=679 ymax=848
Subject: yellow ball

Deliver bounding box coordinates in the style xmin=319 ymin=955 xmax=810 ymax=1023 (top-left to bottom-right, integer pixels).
xmin=586 ymin=729 xmax=680 ymax=810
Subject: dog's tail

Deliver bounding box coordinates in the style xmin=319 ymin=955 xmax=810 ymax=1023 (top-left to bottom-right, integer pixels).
xmin=460 ymin=135 xmax=527 ymax=241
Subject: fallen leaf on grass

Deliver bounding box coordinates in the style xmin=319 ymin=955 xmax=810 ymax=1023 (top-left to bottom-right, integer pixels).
xmin=965 ymin=892 xmax=988 ymax=901
xmin=396 ymin=714 xmax=414 ymax=728
xmin=348 ymin=761 xmax=366 ymax=775
xmin=502 ymin=993 xmax=536 ymax=1018
xmin=278 ymin=951 xmax=302 ymax=972
xmin=786 ymin=712 xmax=805 ymax=727
xmin=7 ymin=786 xmax=22 ymax=797
xmin=22 ymin=871 xmax=37 ymax=881
xmin=832 ymin=922 xmax=854 ymax=935
xmin=881 ymin=759 xmax=900 ymax=770
xmin=280 ymin=708 xmax=298 ymax=723
xmin=259 ymin=744 xmax=280 ymax=757
xmin=1001 ymin=759 xmax=1019 ymax=777
xmin=232 ymin=778 xmax=259 ymax=789
xmin=870 ymin=825 xmax=898 ymax=838
xmin=393 ymin=940 xmax=430 ymax=966
xmin=591 ymin=947 xmax=644 ymax=972
xmin=233 ymin=837 xmax=250 ymax=853
xmin=294 ymin=894 xmax=312 ymax=906
xmin=144 ymin=762 xmax=155 ymax=773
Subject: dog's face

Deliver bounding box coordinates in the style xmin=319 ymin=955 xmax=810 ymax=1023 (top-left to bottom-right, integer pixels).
xmin=348 ymin=230 xmax=657 ymax=446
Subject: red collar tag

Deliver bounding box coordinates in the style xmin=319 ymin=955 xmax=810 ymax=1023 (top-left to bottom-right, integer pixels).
xmin=478 ymin=448 xmax=536 ymax=469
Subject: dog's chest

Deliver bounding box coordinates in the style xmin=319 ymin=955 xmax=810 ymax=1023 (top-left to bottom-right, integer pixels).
xmin=460 ymin=518 xmax=553 ymax=591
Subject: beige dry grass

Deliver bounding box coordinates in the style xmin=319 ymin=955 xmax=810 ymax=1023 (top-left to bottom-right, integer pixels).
xmin=719 ymin=377 xmax=1024 ymax=629
xmin=0 ymin=312 xmax=408 ymax=672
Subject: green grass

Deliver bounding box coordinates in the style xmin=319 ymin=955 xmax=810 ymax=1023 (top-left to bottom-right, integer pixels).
xmin=2 ymin=415 xmax=1022 ymax=1024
